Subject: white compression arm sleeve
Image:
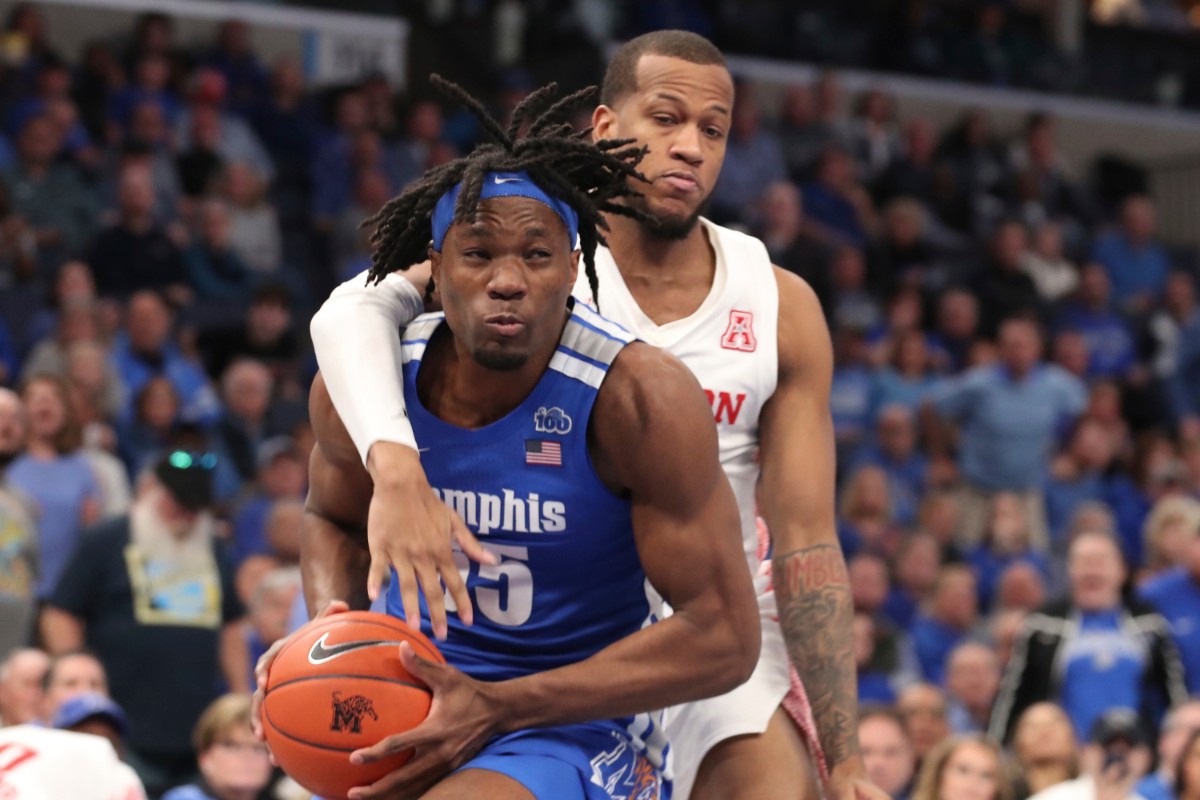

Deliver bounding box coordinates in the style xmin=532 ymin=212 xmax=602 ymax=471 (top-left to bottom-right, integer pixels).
xmin=309 ymin=270 xmax=425 ymax=466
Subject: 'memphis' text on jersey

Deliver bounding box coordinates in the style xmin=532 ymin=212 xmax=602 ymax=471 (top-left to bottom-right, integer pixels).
xmin=430 ymin=487 xmax=566 ymax=535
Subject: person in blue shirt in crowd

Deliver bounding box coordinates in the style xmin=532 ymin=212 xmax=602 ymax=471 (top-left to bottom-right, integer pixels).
xmin=911 ymin=564 xmax=979 ymax=686
xmin=852 ymin=404 xmax=929 ymax=528
xmin=1135 ymin=700 xmax=1200 ymax=800
xmin=967 ymin=492 xmax=1051 ymax=613
xmin=1140 ymin=511 xmax=1200 ymax=694
xmin=989 ymin=530 xmax=1187 ymax=745
xmin=1091 ymin=194 xmax=1171 ymax=313
xmin=162 ymin=694 xmax=275 ymax=800
xmin=925 ymin=314 xmax=1087 ymax=549
xmin=1057 ymin=263 xmax=1136 ymax=380
xmin=110 ymin=290 xmax=221 ymax=428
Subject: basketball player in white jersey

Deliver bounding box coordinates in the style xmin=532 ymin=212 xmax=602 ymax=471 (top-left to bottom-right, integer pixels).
xmin=309 ymin=32 xmax=885 ymax=800
xmin=0 ymin=725 xmax=146 ymax=800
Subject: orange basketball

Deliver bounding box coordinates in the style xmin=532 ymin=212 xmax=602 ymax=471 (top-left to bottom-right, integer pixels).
xmin=262 ymin=611 xmax=444 ymax=800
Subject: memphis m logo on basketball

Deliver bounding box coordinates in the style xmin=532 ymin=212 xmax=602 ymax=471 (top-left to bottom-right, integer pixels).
xmin=329 ymin=691 xmax=377 ymax=734
xmin=533 ymin=406 xmax=572 ymax=434
xmin=721 ymin=309 xmax=756 ymax=352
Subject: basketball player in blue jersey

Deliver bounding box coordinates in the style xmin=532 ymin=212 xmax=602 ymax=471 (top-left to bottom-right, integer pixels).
xmin=257 ymin=80 xmax=760 ymax=799
xmin=306 ymin=33 xmax=886 ymax=800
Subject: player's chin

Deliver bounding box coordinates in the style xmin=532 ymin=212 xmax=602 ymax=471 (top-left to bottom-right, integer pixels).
xmin=471 ymin=343 xmax=530 ymax=371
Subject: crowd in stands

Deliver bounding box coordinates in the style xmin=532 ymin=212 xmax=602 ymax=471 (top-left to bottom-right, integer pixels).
xmin=0 ymin=3 xmax=1198 ymax=800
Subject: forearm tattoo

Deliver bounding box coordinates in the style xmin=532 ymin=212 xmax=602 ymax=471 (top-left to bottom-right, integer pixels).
xmin=773 ymin=543 xmax=860 ymax=768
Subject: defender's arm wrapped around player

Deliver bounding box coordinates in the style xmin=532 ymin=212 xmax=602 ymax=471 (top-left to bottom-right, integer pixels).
xmin=277 ymin=341 xmax=759 ymax=799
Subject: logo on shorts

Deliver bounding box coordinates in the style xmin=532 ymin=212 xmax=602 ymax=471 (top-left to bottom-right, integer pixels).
xmin=533 ymin=406 xmax=573 ymax=434
xmin=720 ymin=310 xmax=756 ymax=352
xmin=330 ymin=691 xmax=378 ymax=734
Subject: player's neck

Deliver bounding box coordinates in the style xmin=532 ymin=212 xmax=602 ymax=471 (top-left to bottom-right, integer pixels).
xmin=603 ymin=213 xmax=715 ymax=286
xmin=421 ymin=320 xmax=563 ymax=429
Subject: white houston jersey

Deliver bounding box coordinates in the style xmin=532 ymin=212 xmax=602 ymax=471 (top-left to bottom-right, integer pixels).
xmin=575 ymin=218 xmax=779 ymax=570
xmin=0 ymin=726 xmax=147 ymax=800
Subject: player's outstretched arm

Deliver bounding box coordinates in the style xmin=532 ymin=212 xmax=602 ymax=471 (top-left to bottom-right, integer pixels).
xmin=311 ymin=265 xmax=486 ymax=605
xmin=759 ymin=269 xmax=887 ymax=800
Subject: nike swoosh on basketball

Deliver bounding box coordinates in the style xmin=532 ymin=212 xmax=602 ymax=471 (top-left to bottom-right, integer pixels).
xmin=307 ymin=633 xmax=405 ymax=665
xmin=494 ymin=175 xmax=522 ymax=184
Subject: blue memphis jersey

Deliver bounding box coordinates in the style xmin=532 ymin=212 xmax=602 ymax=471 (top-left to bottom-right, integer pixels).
xmin=388 ymin=302 xmax=671 ymax=773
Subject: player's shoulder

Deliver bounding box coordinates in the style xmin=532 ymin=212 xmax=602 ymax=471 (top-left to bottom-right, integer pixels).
xmin=598 ymin=341 xmax=707 ymax=433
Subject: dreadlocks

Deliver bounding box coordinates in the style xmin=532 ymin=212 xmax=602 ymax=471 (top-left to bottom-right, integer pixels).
xmin=362 ymin=74 xmax=651 ymax=307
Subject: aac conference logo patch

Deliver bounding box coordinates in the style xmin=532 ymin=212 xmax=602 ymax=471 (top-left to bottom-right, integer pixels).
xmin=720 ymin=310 xmax=756 ymax=352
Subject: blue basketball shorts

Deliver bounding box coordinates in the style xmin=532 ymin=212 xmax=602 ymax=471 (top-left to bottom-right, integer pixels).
xmin=456 ymin=724 xmax=669 ymax=800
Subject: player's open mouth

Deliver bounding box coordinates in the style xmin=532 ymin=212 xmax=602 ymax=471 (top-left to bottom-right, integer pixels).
xmin=484 ymin=314 xmax=525 ymax=336
xmin=660 ymin=172 xmax=700 ymax=193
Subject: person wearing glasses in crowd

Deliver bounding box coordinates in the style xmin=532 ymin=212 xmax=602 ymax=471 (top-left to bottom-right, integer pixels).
xmin=162 ymin=694 xmax=277 ymax=800
xmin=39 ymin=450 xmax=246 ymax=798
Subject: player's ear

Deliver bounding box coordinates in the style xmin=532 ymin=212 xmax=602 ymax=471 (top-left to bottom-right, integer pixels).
xmin=429 ymin=246 xmax=442 ymax=284
xmin=568 ymin=249 xmax=580 ymax=287
xmin=592 ymin=104 xmax=617 ymax=143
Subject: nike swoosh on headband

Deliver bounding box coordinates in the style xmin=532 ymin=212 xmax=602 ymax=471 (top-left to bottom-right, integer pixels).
xmin=307 ymin=632 xmax=407 ymax=665
xmin=494 ymin=175 xmax=523 ymax=183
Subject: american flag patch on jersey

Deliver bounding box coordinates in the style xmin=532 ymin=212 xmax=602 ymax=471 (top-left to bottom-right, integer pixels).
xmin=525 ymin=439 xmax=562 ymax=466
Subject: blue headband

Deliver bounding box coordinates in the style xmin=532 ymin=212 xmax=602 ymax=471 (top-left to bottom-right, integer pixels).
xmin=430 ymin=170 xmax=579 ymax=252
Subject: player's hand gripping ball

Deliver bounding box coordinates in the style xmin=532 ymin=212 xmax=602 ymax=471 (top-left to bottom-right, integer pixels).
xmin=261 ymin=611 xmax=445 ymax=799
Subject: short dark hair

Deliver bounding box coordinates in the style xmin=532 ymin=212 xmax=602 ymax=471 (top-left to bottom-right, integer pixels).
xmin=41 ymin=649 xmax=103 ymax=693
xmin=600 ymin=30 xmax=726 ymax=107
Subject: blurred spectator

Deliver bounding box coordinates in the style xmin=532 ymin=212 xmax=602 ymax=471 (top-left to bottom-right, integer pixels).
xmin=88 ymin=165 xmax=187 ymax=299
xmin=214 ymin=359 xmax=274 ymax=482
xmin=850 ymin=552 xmax=891 ymax=616
xmin=8 ymin=56 xmax=96 ymax=169
xmin=852 ymin=405 xmax=929 ymax=527
xmin=753 ymin=181 xmax=831 ymax=310
xmin=1027 ymin=709 xmax=1153 ymax=800
xmin=397 ymin=98 xmax=447 ymax=172
xmin=20 ymin=298 xmax=100 ymax=382
xmin=934 ymin=109 xmax=1005 ymax=231
xmin=1011 ymin=702 xmax=1079 ymax=798
xmin=915 ymin=493 xmax=965 ymax=560
xmin=109 ymin=52 xmax=181 ymax=133
xmin=73 ymin=41 xmax=124 ymax=144
xmin=990 ymin=530 xmax=1186 ymax=744
xmin=1 ymin=113 xmax=97 ymax=265
xmin=331 ymin=167 xmax=390 ymax=281
xmin=860 ymin=705 xmax=917 ymax=799
xmin=1167 ymin=286 xmax=1200 ymax=438
xmin=313 ymin=126 xmax=411 ymax=229
xmin=803 ymin=144 xmax=877 ymax=247
xmin=0 ymin=647 xmax=48 ymax=726
xmin=235 ymin=566 xmax=299 ymax=692
xmin=909 ymin=734 xmax=1010 ymax=800
xmin=196 ymin=283 xmax=301 ymax=391
xmin=175 ymin=104 xmax=224 ymax=199
xmin=1139 ymin=513 xmax=1200 ymax=693
xmin=967 ymin=493 xmax=1050 ymax=612
xmin=220 ymin=162 xmax=281 ymax=275
xmin=1005 ymin=113 xmax=1091 ymax=238
xmin=202 ymin=20 xmax=268 ymax=115
xmin=116 ymin=376 xmax=178 ymax=477
xmin=874 ymin=119 xmax=938 ymax=209
xmin=1057 ymin=263 xmax=1136 ymax=380
xmin=0 ymin=388 xmax=36 ymax=654
xmin=911 ymin=564 xmax=979 ymax=685
xmin=926 ymin=316 xmax=1086 ymax=548
xmin=855 ymin=612 xmax=900 ymax=704
xmin=971 ymin=221 xmax=1041 ymax=336
xmin=868 ymin=198 xmax=939 ymax=297
xmin=173 ymin=69 xmax=273 ymax=183
xmin=1021 ymin=221 xmax=1079 ymax=304
xmin=1051 ymin=329 xmax=1089 ymax=381
xmin=945 ymin=642 xmax=1001 ymax=735
xmin=897 ymin=683 xmax=952 ymax=765
xmin=884 ymin=533 xmax=944 ymax=631
xmin=183 ymin=198 xmax=254 ymax=302
xmin=831 ymin=328 xmax=876 ymax=467
xmin=871 ymin=330 xmax=938 ymax=425
xmin=229 ymin=437 xmax=305 ymax=567
xmin=99 ymin=104 xmax=182 ymax=222
xmin=39 ymin=649 xmax=108 ymax=724
xmin=847 ymin=89 xmax=899 ymax=182
xmin=838 ymin=464 xmax=897 ymax=558
xmin=1136 ymin=700 xmax=1200 ymax=800
xmin=991 ymin=609 xmax=1029 ymax=669
xmin=121 ymin=13 xmax=188 ymax=90
xmin=111 ymin=291 xmax=220 ymax=427
xmin=710 ymin=85 xmax=786 ymax=224
xmin=52 ymin=690 xmax=128 ymax=754
xmin=994 ymin=561 xmax=1047 ymax=614
xmin=161 ymin=693 xmax=272 ymax=800
xmin=8 ymin=374 xmax=99 ymax=600
xmin=1045 ymin=417 xmax=1145 ymax=562
xmin=1091 ymin=195 xmax=1170 ymax=312
xmin=829 ymin=246 xmax=881 ymax=334
xmin=41 ymin=451 xmax=245 ymax=797
xmin=1141 ymin=495 xmax=1200 ymax=577
xmin=247 ymin=56 xmax=318 ymax=213
xmin=928 ymin=287 xmax=981 ymax=375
